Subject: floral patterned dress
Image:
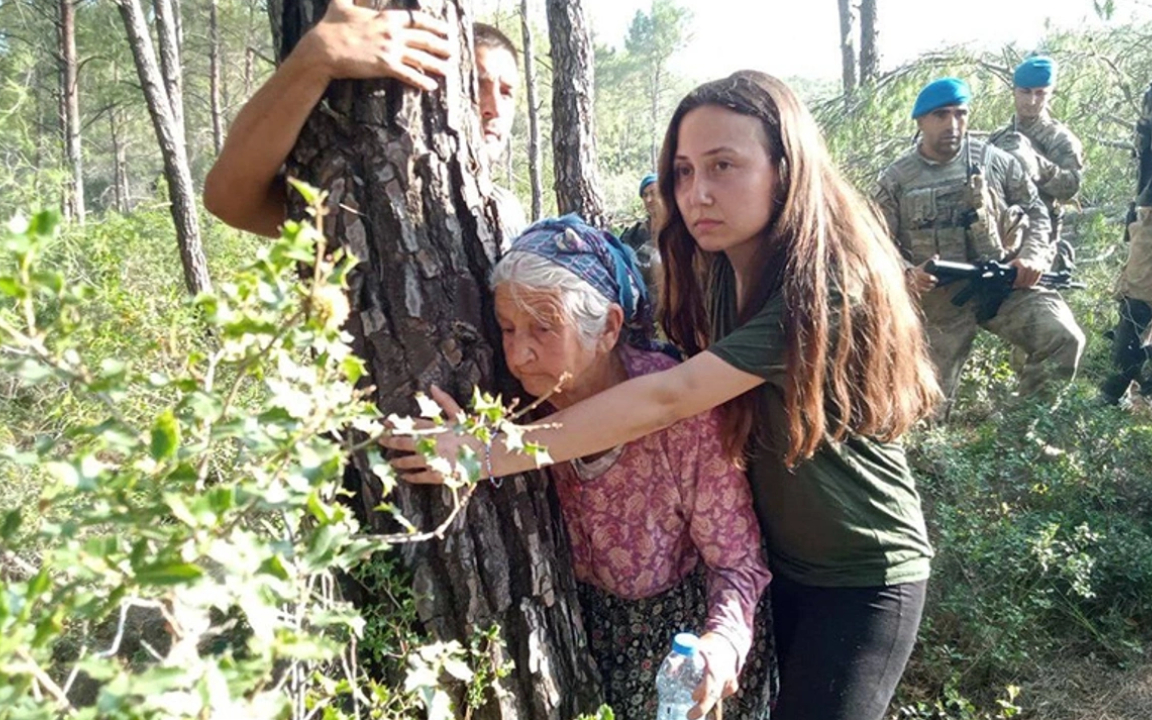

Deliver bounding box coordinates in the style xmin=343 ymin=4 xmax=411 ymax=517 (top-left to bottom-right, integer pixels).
xmin=552 ymin=347 xmax=775 ymax=718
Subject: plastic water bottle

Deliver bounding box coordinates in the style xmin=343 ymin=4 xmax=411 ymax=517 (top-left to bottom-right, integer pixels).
xmin=655 ymin=632 xmax=706 ymax=719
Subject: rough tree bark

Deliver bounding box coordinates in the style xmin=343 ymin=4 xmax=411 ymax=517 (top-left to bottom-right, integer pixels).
xmin=152 ymin=0 xmax=186 ymax=147
xmin=115 ymin=0 xmax=211 ymax=296
xmin=276 ymin=1 xmax=601 ymax=717
xmin=519 ymin=0 xmax=543 ymax=222
xmin=859 ymin=0 xmax=880 ymax=88
xmin=209 ymin=0 xmax=224 ymax=155
xmin=545 ymin=0 xmax=605 ymax=226
xmin=837 ymin=0 xmax=858 ymax=96
xmin=59 ymin=0 xmax=84 ymax=223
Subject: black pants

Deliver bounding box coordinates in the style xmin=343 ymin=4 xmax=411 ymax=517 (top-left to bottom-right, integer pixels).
xmin=770 ymin=573 xmax=927 ymax=720
xmin=1101 ymin=298 xmax=1152 ymax=403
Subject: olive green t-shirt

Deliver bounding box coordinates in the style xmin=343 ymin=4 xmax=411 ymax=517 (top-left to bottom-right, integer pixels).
xmin=706 ymin=258 xmax=933 ymax=587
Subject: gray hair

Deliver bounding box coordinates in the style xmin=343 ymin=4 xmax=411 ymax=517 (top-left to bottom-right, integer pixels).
xmin=490 ymin=252 xmax=613 ymax=348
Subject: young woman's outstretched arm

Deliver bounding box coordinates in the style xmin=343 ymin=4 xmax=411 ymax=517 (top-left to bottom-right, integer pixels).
xmin=385 ymin=349 xmax=764 ymax=482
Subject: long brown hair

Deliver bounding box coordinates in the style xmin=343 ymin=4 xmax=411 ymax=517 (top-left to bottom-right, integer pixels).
xmin=657 ymin=70 xmax=940 ymax=467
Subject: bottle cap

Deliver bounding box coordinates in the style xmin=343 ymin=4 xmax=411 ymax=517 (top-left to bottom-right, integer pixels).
xmin=671 ymin=632 xmax=698 ymax=657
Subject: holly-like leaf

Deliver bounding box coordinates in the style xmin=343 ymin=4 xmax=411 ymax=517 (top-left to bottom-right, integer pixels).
xmin=415 ymin=392 xmax=444 ymax=420
xmin=149 ymin=408 xmax=179 ymax=461
xmin=135 ymin=561 xmax=203 ymax=586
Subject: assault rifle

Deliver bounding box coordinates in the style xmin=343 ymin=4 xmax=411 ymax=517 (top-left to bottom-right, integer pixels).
xmin=924 ymin=259 xmax=1086 ymax=322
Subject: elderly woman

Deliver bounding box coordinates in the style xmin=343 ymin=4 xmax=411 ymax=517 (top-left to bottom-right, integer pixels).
xmin=398 ymin=216 xmax=773 ymax=718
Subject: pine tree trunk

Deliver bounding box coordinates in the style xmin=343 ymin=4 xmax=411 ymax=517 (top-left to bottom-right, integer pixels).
xmin=59 ymin=0 xmax=84 ymax=223
xmin=837 ymin=0 xmax=858 ymax=96
xmin=110 ymin=64 xmax=129 ymax=214
xmin=519 ymin=0 xmax=543 ymax=222
xmin=116 ymin=0 xmax=211 ymax=296
xmin=209 ymin=0 xmax=224 ymax=155
xmin=649 ymin=64 xmax=660 ymax=171
xmin=33 ymin=60 xmax=47 ymax=202
xmin=152 ymin=0 xmax=186 ymax=148
xmin=545 ymin=0 xmax=605 ymax=226
xmin=110 ymin=107 xmax=128 ymax=214
xmin=859 ymin=0 xmax=880 ymax=87
xmin=276 ymin=1 xmax=602 ymax=717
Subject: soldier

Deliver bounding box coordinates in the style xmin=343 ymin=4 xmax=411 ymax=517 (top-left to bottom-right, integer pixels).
xmin=1100 ymin=85 xmax=1152 ymax=406
xmin=991 ymin=56 xmax=1085 ymax=271
xmin=204 ymin=2 xmax=526 ymax=242
xmin=1101 ymin=185 xmax=1152 ymax=405
xmin=619 ymin=173 xmax=663 ymax=300
xmin=875 ymin=77 xmax=1085 ymax=414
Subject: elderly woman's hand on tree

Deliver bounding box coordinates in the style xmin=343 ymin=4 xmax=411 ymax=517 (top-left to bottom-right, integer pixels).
xmin=380 ymin=385 xmax=483 ymax=485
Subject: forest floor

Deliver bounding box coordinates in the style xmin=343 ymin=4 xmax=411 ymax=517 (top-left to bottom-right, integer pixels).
xmin=1023 ymin=656 xmax=1152 ymax=719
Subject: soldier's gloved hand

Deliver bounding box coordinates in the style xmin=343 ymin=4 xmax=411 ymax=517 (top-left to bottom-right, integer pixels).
xmin=905 ymin=257 xmax=939 ymax=295
xmin=1009 ymin=257 xmax=1044 ymax=288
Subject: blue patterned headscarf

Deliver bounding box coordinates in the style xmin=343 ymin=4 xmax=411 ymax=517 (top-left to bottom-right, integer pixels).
xmin=505 ymin=214 xmax=660 ymax=350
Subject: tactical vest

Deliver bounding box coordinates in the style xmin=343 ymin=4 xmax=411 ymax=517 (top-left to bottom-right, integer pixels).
xmin=894 ymin=139 xmax=1005 ymax=266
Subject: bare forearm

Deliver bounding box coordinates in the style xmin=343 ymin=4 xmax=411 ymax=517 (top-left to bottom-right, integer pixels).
xmin=204 ymin=44 xmax=331 ymax=236
xmin=494 ymin=372 xmax=683 ymax=475
xmin=491 ymin=352 xmax=764 ymax=477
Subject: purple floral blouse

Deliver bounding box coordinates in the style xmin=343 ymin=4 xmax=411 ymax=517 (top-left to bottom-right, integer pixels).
xmin=551 ymin=347 xmax=771 ymax=665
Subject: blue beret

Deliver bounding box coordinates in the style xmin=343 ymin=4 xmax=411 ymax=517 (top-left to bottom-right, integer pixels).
xmin=639 ymin=173 xmax=658 ymax=196
xmin=1014 ymin=56 xmax=1056 ymax=89
xmin=912 ymin=78 xmax=971 ymax=119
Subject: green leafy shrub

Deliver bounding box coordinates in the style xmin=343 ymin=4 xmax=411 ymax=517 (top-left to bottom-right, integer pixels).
xmin=0 ymin=189 xmax=514 ymax=719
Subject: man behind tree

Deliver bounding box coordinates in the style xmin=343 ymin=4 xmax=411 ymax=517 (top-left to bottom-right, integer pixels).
xmin=204 ymin=0 xmax=526 ymax=241
xmin=874 ymin=77 xmax=1084 ymax=413
xmin=991 ymin=56 xmax=1084 ymax=271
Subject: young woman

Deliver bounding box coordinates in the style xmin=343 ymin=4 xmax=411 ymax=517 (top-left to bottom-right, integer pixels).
xmin=388 ymin=71 xmax=939 ymax=720
xmin=413 ymin=216 xmax=774 ymax=717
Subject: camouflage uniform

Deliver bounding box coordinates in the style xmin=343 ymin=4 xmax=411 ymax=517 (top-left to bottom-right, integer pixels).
xmin=991 ymin=114 xmax=1084 ymax=268
xmin=1101 ymin=85 xmax=1152 ymax=403
xmin=875 ymin=137 xmax=1085 ymax=407
xmin=620 ymin=220 xmax=662 ymax=302
xmin=1101 ymin=208 xmax=1152 ymax=402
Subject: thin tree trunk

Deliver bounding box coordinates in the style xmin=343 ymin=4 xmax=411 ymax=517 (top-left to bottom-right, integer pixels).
xmin=546 ymin=0 xmax=605 ymax=226
xmin=859 ymin=0 xmax=880 ymax=87
xmin=837 ymin=0 xmax=858 ymax=96
xmin=33 ymin=60 xmax=47 ymax=202
xmin=110 ymin=107 xmax=128 ymax=214
xmin=59 ymin=0 xmax=84 ymax=223
xmin=209 ymin=0 xmax=223 ymax=155
xmin=649 ymin=65 xmax=660 ymax=170
xmin=110 ymin=64 xmax=129 ymax=214
xmin=116 ymin=0 xmax=211 ymax=296
xmin=277 ymin=1 xmax=601 ymax=717
xmin=152 ymin=0 xmax=186 ymax=148
xmin=55 ymin=17 xmax=69 ymax=222
xmin=520 ymin=0 xmax=543 ymax=222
